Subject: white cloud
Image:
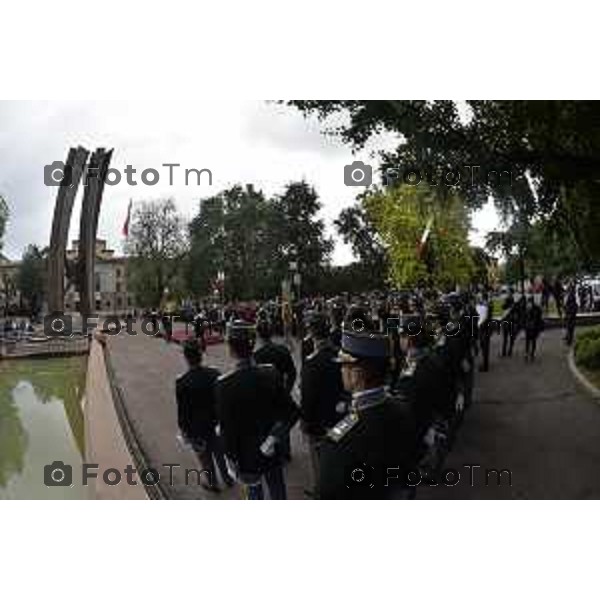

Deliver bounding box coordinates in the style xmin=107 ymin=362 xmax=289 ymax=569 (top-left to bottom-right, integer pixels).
xmin=0 ymin=100 xmax=499 ymax=265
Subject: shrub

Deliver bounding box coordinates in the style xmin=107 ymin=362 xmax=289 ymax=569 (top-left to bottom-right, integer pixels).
xmin=575 ymin=334 xmax=600 ymax=371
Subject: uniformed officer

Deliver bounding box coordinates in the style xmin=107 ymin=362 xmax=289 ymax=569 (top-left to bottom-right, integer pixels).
xmin=300 ymin=312 xmax=350 ymax=497
xmin=317 ymin=330 xmax=418 ymax=499
xmin=476 ymin=293 xmax=493 ymax=372
xmin=215 ymin=320 xmax=299 ymax=500
xmin=254 ymin=319 xmax=298 ymax=461
xmin=175 ymin=339 xmax=234 ymax=493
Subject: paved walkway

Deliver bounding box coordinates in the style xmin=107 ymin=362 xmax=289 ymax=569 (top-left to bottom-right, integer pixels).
xmin=106 ymin=325 xmax=600 ymax=500
xmin=420 ymin=327 xmax=600 ymax=499
xmin=106 ymin=331 xmax=310 ymax=499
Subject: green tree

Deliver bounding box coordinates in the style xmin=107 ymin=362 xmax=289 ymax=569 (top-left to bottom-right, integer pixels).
xmin=288 ymin=101 xmax=600 ymax=266
xmin=125 ymin=198 xmax=187 ymax=308
xmin=186 ymin=182 xmax=332 ymax=301
xmin=271 ymin=181 xmax=333 ymax=295
xmin=364 ymin=185 xmax=474 ymax=290
xmin=334 ymin=201 xmax=387 ymax=289
xmin=0 ymin=195 xmax=8 ymax=253
xmin=16 ymin=245 xmax=46 ymax=313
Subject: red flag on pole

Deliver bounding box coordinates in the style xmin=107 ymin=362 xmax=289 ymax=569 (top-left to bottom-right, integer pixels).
xmin=122 ymin=199 xmax=132 ymax=237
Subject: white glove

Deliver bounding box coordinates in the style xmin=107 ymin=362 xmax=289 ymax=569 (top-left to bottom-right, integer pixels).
xmin=260 ymin=435 xmax=277 ymax=457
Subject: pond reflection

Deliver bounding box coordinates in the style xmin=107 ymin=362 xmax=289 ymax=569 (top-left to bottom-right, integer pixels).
xmin=0 ymin=357 xmax=88 ymax=499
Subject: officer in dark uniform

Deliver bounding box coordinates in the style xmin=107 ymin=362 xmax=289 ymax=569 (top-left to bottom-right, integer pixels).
xmin=565 ymin=284 xmax=578 ymax=346
xmin=501 ymin=289 xmax=515 ymax=357
xmin=300 ymin=310 xmax=316 ymax=364
xmin=176 ymin=339 xmax=234 ymax=492
xmin=254 ymin=319 xmax=297 ymax=461
xmin=215 ymin=320 xmax=299 ymax=500
xmin=394 ymin=315 xmax=453 ymax=468
xmin=317 ymin=330 xmax=418 ymax=500
xmin=477 ymin=293 xmax=493 ymax=372
xmin=300 ymin=312 xmax=350 ymax=497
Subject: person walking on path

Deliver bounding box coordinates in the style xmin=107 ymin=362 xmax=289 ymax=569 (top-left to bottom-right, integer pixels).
xmin=565 ymin=284 xmax=578 ymax=346
xmin=477 ymin=293 xmax=493 ymax=372
xmin=176 ymin=340 xmax=234 ymax=493
xmin=501 ymin=289 xmax=516 ymax=358
xmin=524 ymin=297 xmax=544 ymax=362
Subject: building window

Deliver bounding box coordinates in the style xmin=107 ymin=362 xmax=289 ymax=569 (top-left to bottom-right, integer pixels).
xmin=96 ymin=300 xmax=101 ymax=311
xmin=116 ymin=268 xmax=122 ymax=278
xmin=116 ymin=282 xmax=121 ymax=293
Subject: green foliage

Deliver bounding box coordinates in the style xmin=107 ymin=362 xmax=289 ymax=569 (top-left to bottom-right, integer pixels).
xmin=575 ymin=327 xmax=600 ymax=372
xmin=125 ymin=198 xmax=187 ymax=307
xmin=0 ymin=195 xmax=8 ymax=252
xmin=334 ymin=202 xmax=387 ymax=289
xmin=16 ymin=244 xmax=46 ymax=311
xmin=488 ymin=215 xmax=583 ymax=284
xmin=289 ymin=101 xmax=600 ymax=268
xmin=186 ymin=182 xmax=332 ymax=301
xmin=363 ymin=185 xmax=474 ymax=291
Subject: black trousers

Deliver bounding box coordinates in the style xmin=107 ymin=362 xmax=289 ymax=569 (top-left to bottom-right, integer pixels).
xmin=480 ymin=333 xmax=491 ymax=371
xmin=502 ymin=326 xmax=516 ymax=357
xmin=193 ymin=436 xmax=233 ymax=488
xmin=566 ymin=317 xmax=576 ymax=346
xmin=525 ymin=332 xmax=539 ymax=359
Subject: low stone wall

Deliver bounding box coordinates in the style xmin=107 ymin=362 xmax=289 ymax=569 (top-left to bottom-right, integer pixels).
xmin=83 ymin=334 xmax=148 ymax=500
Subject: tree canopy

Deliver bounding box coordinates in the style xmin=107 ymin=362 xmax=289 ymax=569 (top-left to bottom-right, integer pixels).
xmin=125 ymin=198 xmax=187 ymax=308
xmin=289 ymin=100 xmax=600 ymax=275
xmin=186 ymin=182 xmax=332 ymax=301
xmin=16 ymin=244 xmax=46 ymax=312
xmin=363 ymin=184 xmax=474 ymax=290
xmin=0 ymin=195 xmax=8 ymax=254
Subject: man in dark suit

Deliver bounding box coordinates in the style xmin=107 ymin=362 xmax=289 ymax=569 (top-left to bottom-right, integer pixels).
xmin=524 ymin=297 xmax=544 ymax=361
xmin=176 ymin=339 xmax=233 ymax=493
xmin=300 ymin=312 xmax=350 ymax=497
xmin=254 ymin=320 xmax=297 ymax=394
xmin=216 ymin=321 xmax=299 ymax=500
xmin=565 ymin=284 xmax=578 ymax=346
xmin=254 ymin=319 xmax=297 ymax=461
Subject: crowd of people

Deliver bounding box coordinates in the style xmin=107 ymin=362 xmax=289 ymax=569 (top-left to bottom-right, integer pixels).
xmin=174 ymin=288 xmax=534 ymax=500
xmin=163 ymin=272 xmax=597 ymax=500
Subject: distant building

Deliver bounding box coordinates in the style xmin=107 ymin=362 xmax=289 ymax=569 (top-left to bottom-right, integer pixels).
xmin=64 ymin=239 xmax=133 ymax=314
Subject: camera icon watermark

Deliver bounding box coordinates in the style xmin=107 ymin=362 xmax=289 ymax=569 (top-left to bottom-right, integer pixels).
xmin=345 ymin=462 xmax=375 ymax=489
xmin=44 ymin=313 xmax=73 ymax=337
xmin=44 ymin=461 xmax=73 ymax=487
xmin=44 ymin=161 xmax=73 ymax=187
xmin=344 ymin=160 xmax=372 ymax=186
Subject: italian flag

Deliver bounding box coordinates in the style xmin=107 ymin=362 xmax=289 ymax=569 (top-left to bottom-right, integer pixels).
xmin=417 ymin=216 xmax=434 ymax=257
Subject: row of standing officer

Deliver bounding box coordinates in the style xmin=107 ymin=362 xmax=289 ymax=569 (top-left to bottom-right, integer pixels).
xmin=176 ymin=301 xmax=476 ymax=499
xmin=302 ymin=302 xmax=476 ymax=499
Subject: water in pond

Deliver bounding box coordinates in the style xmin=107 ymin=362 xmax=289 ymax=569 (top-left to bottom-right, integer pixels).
xmin=0 ymin=357 xmax=89 ymax=499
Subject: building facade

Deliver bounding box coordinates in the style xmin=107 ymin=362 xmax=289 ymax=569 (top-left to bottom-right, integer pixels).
xmin=64 ymin=239 xmax=133 ymax=314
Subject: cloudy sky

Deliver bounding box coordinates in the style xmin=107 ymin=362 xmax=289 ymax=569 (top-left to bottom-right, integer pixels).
xmin=0 ymin=100 xmax=499 ymax=263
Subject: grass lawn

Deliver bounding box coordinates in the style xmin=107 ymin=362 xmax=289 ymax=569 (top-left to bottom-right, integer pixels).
xmin=574 ymin=325 xmax=600 ymax=391
xmin=579 ymin=365 xmax=600 ymax=390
